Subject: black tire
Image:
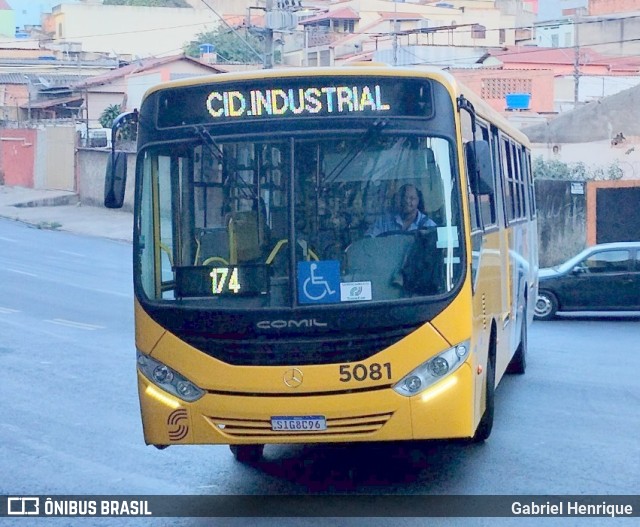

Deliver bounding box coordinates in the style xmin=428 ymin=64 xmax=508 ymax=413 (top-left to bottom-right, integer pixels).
xmin=229 ymin=444 xmax=264 ymax=463
xmin=534 ymin=291 xmax=558 ymax=321
xmin=507 ymin=310 xmax=527 ymax=374
xmin=472 ymin=350 xmax=495 ymax=443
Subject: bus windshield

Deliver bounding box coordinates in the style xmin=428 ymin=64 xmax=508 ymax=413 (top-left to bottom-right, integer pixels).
xmin=137 ymin=131 xmax=464 ymax=308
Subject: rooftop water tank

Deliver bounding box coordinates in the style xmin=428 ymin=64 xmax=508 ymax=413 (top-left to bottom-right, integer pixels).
xmin=505 ymin=93 xmax=531 ymax=111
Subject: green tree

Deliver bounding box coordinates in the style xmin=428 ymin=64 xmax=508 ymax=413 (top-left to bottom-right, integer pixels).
xmin=104 ymin=0 xmax=190 ymax=6
xmin=99 ymin=104 xmax=122 ymax=129
xmin=185 ymin=26 xmax=264 ymax=64
xmin=99 ymin=104 xmax=137 ymax=146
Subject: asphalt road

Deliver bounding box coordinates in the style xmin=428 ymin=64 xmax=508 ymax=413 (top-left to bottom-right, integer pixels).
xmin=1 ymin=218 xmax=639 ymax=527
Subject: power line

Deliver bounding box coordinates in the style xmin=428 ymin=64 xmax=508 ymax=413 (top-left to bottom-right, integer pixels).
xmin=4 ymin=10 xmax=640 ymax=48
xmin=0 ymin=21 xmax=215 ymax=46
xmin=394 ymin=36 xmax=640 ymax=68
xmin=4 ymin=6 xmax=640 ymax=69
xmin=198 ymin=0 xmax=263 ymax=63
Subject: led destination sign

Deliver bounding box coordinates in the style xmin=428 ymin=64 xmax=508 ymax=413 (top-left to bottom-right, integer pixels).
xmin=156 ymin=77 xmax=434 ymax=128
xmin=175 ymin=265 xmax=268 ymax=298
xmin=206 ymin=85 xmax=390 ymax=119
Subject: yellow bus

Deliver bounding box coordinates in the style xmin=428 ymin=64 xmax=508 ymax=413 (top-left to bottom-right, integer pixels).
xmin=106 ymin=66 xmax=538 ymax=462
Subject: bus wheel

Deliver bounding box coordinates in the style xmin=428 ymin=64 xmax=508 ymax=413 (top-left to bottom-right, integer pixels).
xmin=534 ymin=291 xmax=558 ymax=321
xmin=507 ymin=310 xmax=527 ymax=374
xmin=230 ymin=444 xmax=264 ymax=463
xmin=472 ymin=352 xmax=495 ymax=443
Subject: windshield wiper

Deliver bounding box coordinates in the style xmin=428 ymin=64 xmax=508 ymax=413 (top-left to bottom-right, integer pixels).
xmin=193 ymin=125 xmax=224 ymax=161
xmin=322 ymin=119 xmax=387 ymax=188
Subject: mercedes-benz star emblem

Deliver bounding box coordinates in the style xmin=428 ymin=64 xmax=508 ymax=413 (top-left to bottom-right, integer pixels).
xmin=283 ymin=368 xmax=304 ymax=388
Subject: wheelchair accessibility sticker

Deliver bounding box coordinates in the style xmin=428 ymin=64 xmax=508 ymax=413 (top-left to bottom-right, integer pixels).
xmin=297 ymin=261 xmax=340 ymax=304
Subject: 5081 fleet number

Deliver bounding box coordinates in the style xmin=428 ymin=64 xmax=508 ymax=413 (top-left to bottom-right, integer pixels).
xmin=339 ymin=362 xmax=392 ymax=382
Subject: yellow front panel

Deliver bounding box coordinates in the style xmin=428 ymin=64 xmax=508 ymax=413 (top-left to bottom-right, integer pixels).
xmin=134 ymin=300 xmax=165 ymax=353
xmin=409 ymin=363 xmax=474 ymax=439
xmin=148 ymin=318 xmax=450 ymax=395
xmin=138 ymin=364 xmax=474 ymax=445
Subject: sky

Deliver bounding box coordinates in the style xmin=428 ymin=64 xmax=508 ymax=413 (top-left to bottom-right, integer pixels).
xmin=537 ymin=0 xmax=588 ymax=21
xmin=7 ymin=0 xmax=80 ymax=29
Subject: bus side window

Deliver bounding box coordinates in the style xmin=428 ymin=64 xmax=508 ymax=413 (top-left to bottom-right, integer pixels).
xmin=477 ymin=125 xmax=497 ymax=228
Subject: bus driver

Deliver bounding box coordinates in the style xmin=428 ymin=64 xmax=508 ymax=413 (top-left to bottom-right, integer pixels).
xmin=366 ymin=183 xmax=436 ymax=237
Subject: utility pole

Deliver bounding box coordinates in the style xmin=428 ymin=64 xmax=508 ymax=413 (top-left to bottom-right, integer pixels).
xmin=392 ymin=25 xmax=398 ymax=65
xmin=264 ymin=0 xmax=274 ymax=69
xmin=85 ymin=89 xmax=90 ymax=145
xmin=392 ymin=1 xmax=398 ymax=65
xmin=573 ymin=10 xmax=581 ymax=109
xmin=24 ymin=76 xmax=32 ymax=121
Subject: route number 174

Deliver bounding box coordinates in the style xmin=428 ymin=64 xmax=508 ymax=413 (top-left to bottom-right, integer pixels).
xmin=210 ymin=267 xmax=241 ymax=294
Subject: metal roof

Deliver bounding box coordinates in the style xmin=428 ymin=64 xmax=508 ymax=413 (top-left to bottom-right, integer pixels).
xmin=0 ymin=73 xmax=91 ymax=85
xmin=73 ymin=54 xmax=225 ymax=89
xmin=19 ymin=95 xmax=84 ymax=110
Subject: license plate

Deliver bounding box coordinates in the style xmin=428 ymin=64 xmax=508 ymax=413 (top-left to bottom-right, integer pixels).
xmin=270 ymin=415 xmax=327 ymax=432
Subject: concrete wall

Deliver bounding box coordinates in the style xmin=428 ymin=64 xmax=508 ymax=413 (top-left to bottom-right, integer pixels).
xmin=77 ymin=148 xmax=135 ymax=211
xmin=535 ymin=13 xmax=640 ymax=56
xmin=535 ymin=178 xmax=587 ymax=266
xmin=0 ymin=3 xmax=15 ymax=38
xmin=532 ymin=138 xmax=640 ymax=180
xmin=579 ymin=15 xmax=640 ymax=56
xmin=47 ymin=4 xmax=238 ymax=57
xmin=37 ymin=126 xmax=76 ymax=191
xmin=554 ymin=75 xmax=640 ymax=111
xmin=0 ymin=124 xmax=133 ymax=207
xmin=0 ymin=125 xmax=76 ymax=190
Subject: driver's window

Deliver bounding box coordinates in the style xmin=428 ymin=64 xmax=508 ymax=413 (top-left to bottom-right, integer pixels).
xmin=294 ymin=135 xmax=460 ymax=304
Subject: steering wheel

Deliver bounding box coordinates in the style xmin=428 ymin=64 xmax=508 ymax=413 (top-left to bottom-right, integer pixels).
xmin=376 ymin=230 xmax=415 ymax=238
xmin=202 ymin=256 xmax=229 ymax=266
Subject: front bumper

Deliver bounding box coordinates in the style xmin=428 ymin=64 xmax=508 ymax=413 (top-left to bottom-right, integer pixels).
xmin=137 ymin=362 xmax=474 ymax=446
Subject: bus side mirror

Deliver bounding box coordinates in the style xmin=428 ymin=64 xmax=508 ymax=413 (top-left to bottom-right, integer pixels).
xmin=105 ymin=151 xmax=127 ymax=209
xmin=465 ymin=140 xmax=494 ymax=195
xmin=104 ymin=109 xmax=138 ymax=209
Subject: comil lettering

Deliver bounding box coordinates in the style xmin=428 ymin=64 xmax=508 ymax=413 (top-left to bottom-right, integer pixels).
xmin=206 ymin=85 xmax=391 ymax=119
xmin=257 ymin=318 xmax=328 ymax=329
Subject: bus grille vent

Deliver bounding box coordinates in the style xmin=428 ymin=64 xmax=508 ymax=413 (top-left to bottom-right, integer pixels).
xmin=206 ymin=412 xmax=393 ymax=439
xmin=180 ymin=327 xmax=414 ymax=366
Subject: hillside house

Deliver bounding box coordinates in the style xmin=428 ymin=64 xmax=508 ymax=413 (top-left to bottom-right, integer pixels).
xmin=72 ymin=54 xmax=225 ymax=129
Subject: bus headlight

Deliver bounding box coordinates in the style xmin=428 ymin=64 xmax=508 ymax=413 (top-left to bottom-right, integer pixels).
xmin=137 ymin=351 xmax=205 ymax=402
xmin=393 ymin=341 xmax=470 ymax=397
